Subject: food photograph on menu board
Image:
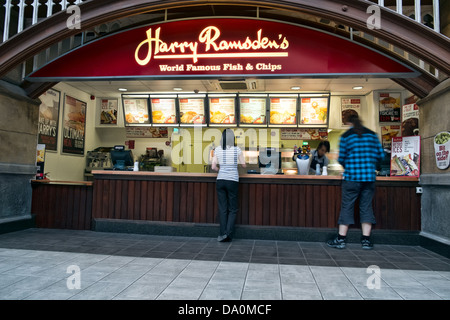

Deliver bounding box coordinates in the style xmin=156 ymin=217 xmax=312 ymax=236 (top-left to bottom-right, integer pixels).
xmin=209 ymin=97 xmax=236 ymax=125
xmin=179 ymin=98 xmax=206 ymax=124
xmin=151 ymin=98 xmax=177 ymax=124
xmin=239 ymin=97 xmax=267 ymax=125
xmin=269 ymin=97 xmax=297 ymax=125
xmin=100 ymin=99 xmax=118 ymax=125
xmin=300 ymin=97 xmax=329 ymax=125
xmin=123 ymin=98 xmax=150 ymax=125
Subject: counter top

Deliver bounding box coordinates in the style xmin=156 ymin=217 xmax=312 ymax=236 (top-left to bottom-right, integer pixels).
xmin=91 ymin=170 xmax=419 ymax=186
xmin=31 ymin=179 xmax=93 ymax=186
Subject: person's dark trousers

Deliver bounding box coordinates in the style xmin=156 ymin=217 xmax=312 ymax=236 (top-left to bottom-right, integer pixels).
xmin=338 ymin=180 xmax=377 ymax=226
xmin=216 ymin=179 xmax=239 ymax=237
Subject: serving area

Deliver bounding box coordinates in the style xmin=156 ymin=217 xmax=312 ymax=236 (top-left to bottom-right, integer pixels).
xmin=31 ymin=171 xmax=421 ymax=234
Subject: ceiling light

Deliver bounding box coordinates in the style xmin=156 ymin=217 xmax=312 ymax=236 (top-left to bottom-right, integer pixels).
xmin=352 ymin=86 xmax=363 ymax=90
xmin=118 ymin=88 xmax=128 ymax=92
xmin=173 ymin=87 xmax=183 ymax=91
xmin=290 ymin=86 xmax=301 ymax=90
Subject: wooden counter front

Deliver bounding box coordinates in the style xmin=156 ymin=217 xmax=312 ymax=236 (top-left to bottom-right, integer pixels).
xmin=90 ymin=171 xmax=420 ymax=231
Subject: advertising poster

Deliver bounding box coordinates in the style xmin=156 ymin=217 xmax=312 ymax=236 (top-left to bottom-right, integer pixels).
xmin=179 ymin=98 xmax=206 ymax=124
xmin=123 ymin=98 xmax=150 ymax=125
xmin=100 ymin=99 xmax=118 ymax=125
xmin=379 ymin=92 xmax=401 ymax=122
xmin=341 ymin=98 xmax=361 ymax=126
xmin=401 ymin=103 xmax=419 ymax=137
xmin=38 ymin=88 xmax=60 ymax=151
xmin=269 ymin=98 xmax=297 ymax=125
xmin=434 ymin=131 xmax=450 ymax=170
xmin=239 ymin=98 xmax=267 ymax=125
xmin=125 ymin=127 xmax=169 ymax=138
xmin=62 ymin=95 xmax=86 ymax=155
xmin=280 ymin=128 xmax=328 ymax=140
xmin=300 ymin=97 xmax=328 ymax=125
xmin=151 ymin=98 xmax=177 ymax=124
xmin=36 ymin=144 xmax=45 ymax=180
xmin=209 ymin=98 xmax=236 ymax=124
xmin=390 ymin=136 xmax=420 ymax=177
xmin=381 ymin=125 xmax=401 ymax=149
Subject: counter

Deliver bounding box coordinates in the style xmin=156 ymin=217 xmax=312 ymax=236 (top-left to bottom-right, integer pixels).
xmin=88 ymin=171 xmax=420 ymax=231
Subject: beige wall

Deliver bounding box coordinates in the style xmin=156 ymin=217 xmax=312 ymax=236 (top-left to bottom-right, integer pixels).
xmin=418 ymin=80 xmax=450 ymax=174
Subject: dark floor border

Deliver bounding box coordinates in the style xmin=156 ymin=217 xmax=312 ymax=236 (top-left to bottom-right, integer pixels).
xmin=93 ymin=218 xmax=421 ymax=246
xmin=0 ymin=215 xmax=36 ymax=235
xmin=420 ymin=235 xmax=450 ymax=259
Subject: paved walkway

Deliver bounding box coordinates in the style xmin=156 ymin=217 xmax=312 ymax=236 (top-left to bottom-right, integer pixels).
xmin=0 ymin=229 xmax=449 ymax=300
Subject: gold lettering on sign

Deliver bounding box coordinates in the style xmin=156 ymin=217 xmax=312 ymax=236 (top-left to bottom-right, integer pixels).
xmin=135 ymin=25 xmax=289 ymax=66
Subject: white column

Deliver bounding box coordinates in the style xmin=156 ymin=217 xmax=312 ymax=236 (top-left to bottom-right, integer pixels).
xmin=17 ymin=0 xmax=25 ymax=33
xmin=3 ymin=0 xmax=11 ymax=41
xmin=415 ymin=0 xmax=421 ymax=23
xmin=396 ymin=0 xmax=402 ymax=15
xmin=32 ymin=0 xmax=39 ymax=25
xmin=433 ymin=0 xmax=440 ymax=32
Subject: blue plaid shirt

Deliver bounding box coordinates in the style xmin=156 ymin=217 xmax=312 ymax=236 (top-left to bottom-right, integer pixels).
xmin=338 ymin=127 xmax=384 ymax=182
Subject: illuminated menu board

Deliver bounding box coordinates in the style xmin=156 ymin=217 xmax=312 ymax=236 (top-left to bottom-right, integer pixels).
xmin=269 ymin=97 xmax=297 ymax=125
xmin=300 ymin=97 xmax=329 ymax=125
xmin=151 ymin=98 xmax=177 ymax=125
xmin=179 ymin=98 xmax=206 ymax=125
xmin=123 ymin=98 xmax=150 ymax=125
xmin=239 ymin=97 xmax=267 ymax=125
xmin=209 ymin=97 xmax=236 ymax=125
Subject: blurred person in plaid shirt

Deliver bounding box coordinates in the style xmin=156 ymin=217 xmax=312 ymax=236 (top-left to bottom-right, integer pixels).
xmin=327 ymin=114 xmax=384 ymax=250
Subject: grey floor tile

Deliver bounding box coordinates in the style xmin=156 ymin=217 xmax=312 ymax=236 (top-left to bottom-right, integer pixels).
xmin=241 ymin=290 xmax=282 ymax=300
xmin=392 ymin=285 xmax=443 ymax=300
xmin=281 ymin=282 xmax=321 ymax=297
xmin=157 ymin=285 xmax=204 ymax=300
xmin=69 ymin=281 xmax=131 ymax=300
xmin=199 ymin=288 xmax=242 ymax=300
xmin=282 ymin=293 xmax=323 ymax=300
xmin=354 ymin=285 xmax=403 ymax=300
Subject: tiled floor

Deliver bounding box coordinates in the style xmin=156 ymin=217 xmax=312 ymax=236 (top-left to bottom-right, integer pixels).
xmin=0 ymin=228 xmax=449 ymax=300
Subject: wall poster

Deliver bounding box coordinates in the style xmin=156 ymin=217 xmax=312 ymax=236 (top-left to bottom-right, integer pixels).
xmin=38 ymin=88 xmax=61 ymax=151
xmin=62 ymin=95 xmax=87 ymax=155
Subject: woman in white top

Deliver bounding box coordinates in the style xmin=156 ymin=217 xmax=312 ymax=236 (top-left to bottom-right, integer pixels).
xmin=211 ymin=129 xmax=246 ymax=242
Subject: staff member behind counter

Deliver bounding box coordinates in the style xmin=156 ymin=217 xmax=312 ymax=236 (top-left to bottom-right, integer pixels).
xmin=293 ymin=141 xmax=330 ymax=175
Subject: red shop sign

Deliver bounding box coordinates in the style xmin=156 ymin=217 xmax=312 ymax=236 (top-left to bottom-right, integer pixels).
xmin=29 ymin=18 xmax=416 ymax=80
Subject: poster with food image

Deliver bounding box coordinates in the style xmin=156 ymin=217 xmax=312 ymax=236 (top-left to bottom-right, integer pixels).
xmin=280 ymin=128 xmax=328 ymax=140
xmin=401 ymin=103 xmax=419 ymax=137
xmin=100 ymin=99 xmax=118 ymax=125
xmin=36 ymin=144 xmax=45 ymax=179
xmin=379 ymin=92 xmax=401 ymax=122
xmin=300 ymin=97 xmax=328 ymax=125
xmin=38 ymin=88 xmax=60 ymax=151
xmin=179 ymin=98 xmax=205 ymax=124
xmin=123 ymin=98 xmax=150 ymax=125
xmin=62 ymin=95 xmax=86 ymax=155
xmin=390 ymin=136 xmax=420 ymax=177
xmin=341 ymin=98 xmax=361 ymax=126
xmin=209 ymin=98 xmax=236 ymax=124
xmin=434 ymin=131 xmax=450 ymax=170
xmin=269 ymin=98 xmax=297 ymax=125
xmin=151 ymin=98 xmax=177 ymax=124
xmin=125 ymin=126 xmax=169 ymax=138
xmin=381 ymin=125 xmax=401 ymax=149
xmin=239 ymin=98 xmax=267 ymax=125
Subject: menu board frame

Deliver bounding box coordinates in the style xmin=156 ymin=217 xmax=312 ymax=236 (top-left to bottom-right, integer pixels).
xmin=122 ymin=95 xmax=151 ymax=126
xmin=268 ymin=94 xmax=298 ymax=128
xmin=178 ymin=94 xmax=207 ymax=127
xmin=298 ymin=94 xmax=330 ymax=128
xmin=208 ymin=94 xmax=238 ymax=127
xmin=149 ymin=95 xmax=178 ymax=127
xmin=238 ymin=94 xmax=268 ymax=127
